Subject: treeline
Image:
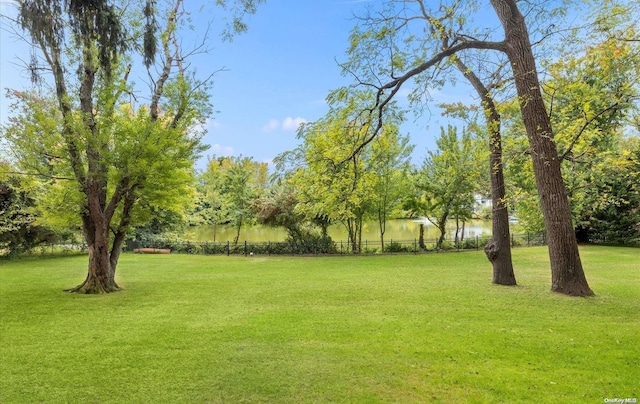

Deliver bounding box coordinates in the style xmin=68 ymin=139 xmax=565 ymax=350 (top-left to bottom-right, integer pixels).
xmin=4 ymin=113 xmax=638 ymax=258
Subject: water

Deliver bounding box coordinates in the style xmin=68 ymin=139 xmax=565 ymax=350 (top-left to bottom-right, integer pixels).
xmin=186 ymin=219 xmax=493 ymax=243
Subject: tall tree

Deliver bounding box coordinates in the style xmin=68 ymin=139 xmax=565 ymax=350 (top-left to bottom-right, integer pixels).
xmin=440 ymin=53 xmax=517 ymax=285
xmin=293 ymin=117 xmax=374 ymax=254
xmin=5 ymin=0 xmax=262 ymax=293
xmin=224 ymin=157 xmax=267 ymax=245
xmin=410 ymin=125 xmax=481 ymax=250
xmin=287 ymin=91 xmax=406 ymax=253
xmin=502 ymin=8 xmax=639 ymax=238
xmin=368 ymin=127 xmax=413 ymax=251
xmin=341 ymin=0 xmax=594 ymax=295
xmin=200 ymin=155 xmax=268 ymax=245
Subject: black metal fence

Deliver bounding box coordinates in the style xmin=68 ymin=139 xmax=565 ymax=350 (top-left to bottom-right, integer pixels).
xmin=124 ymin=233 xmax=550 ymax=256
xmin=6 ymin=232 xmax=638 ymax=259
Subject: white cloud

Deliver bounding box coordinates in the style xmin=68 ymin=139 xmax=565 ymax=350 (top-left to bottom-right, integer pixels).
xmin=261 ymin=119 xmax=280 ymax=133
xmin=210 ymin=144 xmax=234 ymax=157
xmin=282 ymin=116 xmax=307 ymax=131
xmin=261 ymin=116 xmax=308 ymax=133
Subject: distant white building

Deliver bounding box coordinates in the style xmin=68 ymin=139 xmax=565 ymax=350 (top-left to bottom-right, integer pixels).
xmin=474 ymin=194 xmax=492 ymax=212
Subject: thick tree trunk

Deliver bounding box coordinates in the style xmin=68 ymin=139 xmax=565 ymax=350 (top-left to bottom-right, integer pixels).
xmin=67 ymin=241 xmax=119 ymax=294
xmin=490 ymin=0 xmax=592 ymax=295
xmin=66 ymin=210 xmax=120 ymax=294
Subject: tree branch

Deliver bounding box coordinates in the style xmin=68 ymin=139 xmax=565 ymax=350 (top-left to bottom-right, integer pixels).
xmin=345 ymin=38 xmax=507 ymax=162
xmin=560 ymin=101 xmax=624 ymax=162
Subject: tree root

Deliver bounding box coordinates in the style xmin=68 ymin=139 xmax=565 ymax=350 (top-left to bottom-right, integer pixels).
xmin=65 ymin=277 xmax=121 ymax=294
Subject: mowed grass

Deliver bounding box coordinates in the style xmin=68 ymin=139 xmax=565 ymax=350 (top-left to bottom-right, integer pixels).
xmin=0 ymin=246 xmax=638 ymax=403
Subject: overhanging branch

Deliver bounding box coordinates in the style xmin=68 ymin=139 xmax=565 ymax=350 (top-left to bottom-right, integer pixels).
xmin=345 ymin=39 xmax=507 ymax=162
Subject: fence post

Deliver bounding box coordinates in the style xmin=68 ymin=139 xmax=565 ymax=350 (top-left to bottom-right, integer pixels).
xmin=340 ymin=240 xmax=343 ymax=255
xmin=227 ymin=241 xmax=230 ymax=256
xmin=414 ymin=239 xmax=417 ymax=254
xmin=244 ymin=240 xmax=247 ymax=256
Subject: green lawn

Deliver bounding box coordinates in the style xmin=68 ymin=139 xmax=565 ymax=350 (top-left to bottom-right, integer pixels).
xmin=1 ymin=246 xmax=638 ymax=403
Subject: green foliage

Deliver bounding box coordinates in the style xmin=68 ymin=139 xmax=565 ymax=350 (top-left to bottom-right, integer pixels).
xmin=18 ymin=0 xmax=128 ymax=80
xmin=215 ymin=0 xmax=266 ymax=40
xmin=0 ymin=167 xmax=56 ymax=256
xmin=2 ymin=92 xmax=206 ymax=237
xmin=500 ymin=5 xmax=640 ymax=237
xmin=279 ymin=90 xmax=411 ymax=254
xmin=198 ymin=155 xmax=268 ymax=244
xmin=253 ymin=182 xmax=335 ymax=253
xmin=383 ymin=241 xmax=410 ymax=253
xmin=368 ymin=125 xmax=414 ymax=245
xmin=576 ymin=138 xmax=640 ymax=244
xmin=410 ymin=125 xmax=483 ymax=249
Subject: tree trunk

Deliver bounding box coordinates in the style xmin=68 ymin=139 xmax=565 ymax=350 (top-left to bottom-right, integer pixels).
xmin=109 ymin=187 xmax=137 ymax=283
xmin=453 ymin=55 xmax=516 ymax=285
xmin=487 ymin=140 xmax=517 ymax=285
xmin=378 ymin=209 xmax=386 ymax=253
xmin=66 ymin=210 xmax=120 ymax=294
xmin=435 ymin=212 xmax=448 ymax=250
xmin=357 ymin=215 xmax=363 ymax=253
xmin=490 ymin=0 xmax=592 ymax=295
xmin=233 ymin=217 xmax=243 ymax=246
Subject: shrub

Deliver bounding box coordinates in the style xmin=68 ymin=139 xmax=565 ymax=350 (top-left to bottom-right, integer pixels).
xmin=385 ymin=241 xmax=410 ymax=253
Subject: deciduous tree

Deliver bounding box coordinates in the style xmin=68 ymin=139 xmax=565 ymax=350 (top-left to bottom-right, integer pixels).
xmin=410 ymin=125 xmax=482 ymax=250
xmin=340 ymin=0 xmax=595 ymax=295
xmin=3 ymin=0 xmax=262 ymax=293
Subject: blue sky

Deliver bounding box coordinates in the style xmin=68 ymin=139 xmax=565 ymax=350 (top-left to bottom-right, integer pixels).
xmin=0 ymin=0 xmax=479 ymax=169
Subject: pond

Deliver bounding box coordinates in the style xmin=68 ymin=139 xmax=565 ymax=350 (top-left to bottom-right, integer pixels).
xmin=186 ymin=219 xmax=495 ymax=243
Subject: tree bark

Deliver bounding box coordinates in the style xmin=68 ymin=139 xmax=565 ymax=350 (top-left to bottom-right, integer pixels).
xmin=490 ymin=0 xmax=592 ymax=295
xmin=66 ymin=201 xmax=120 ymax=294
xmin=486 ymin=122 xmax=516 ymax=285
xmin=434 ymin=212 xmax=448 ymax=250
xmin=419 ymin=223 xmax=426 ymax=250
